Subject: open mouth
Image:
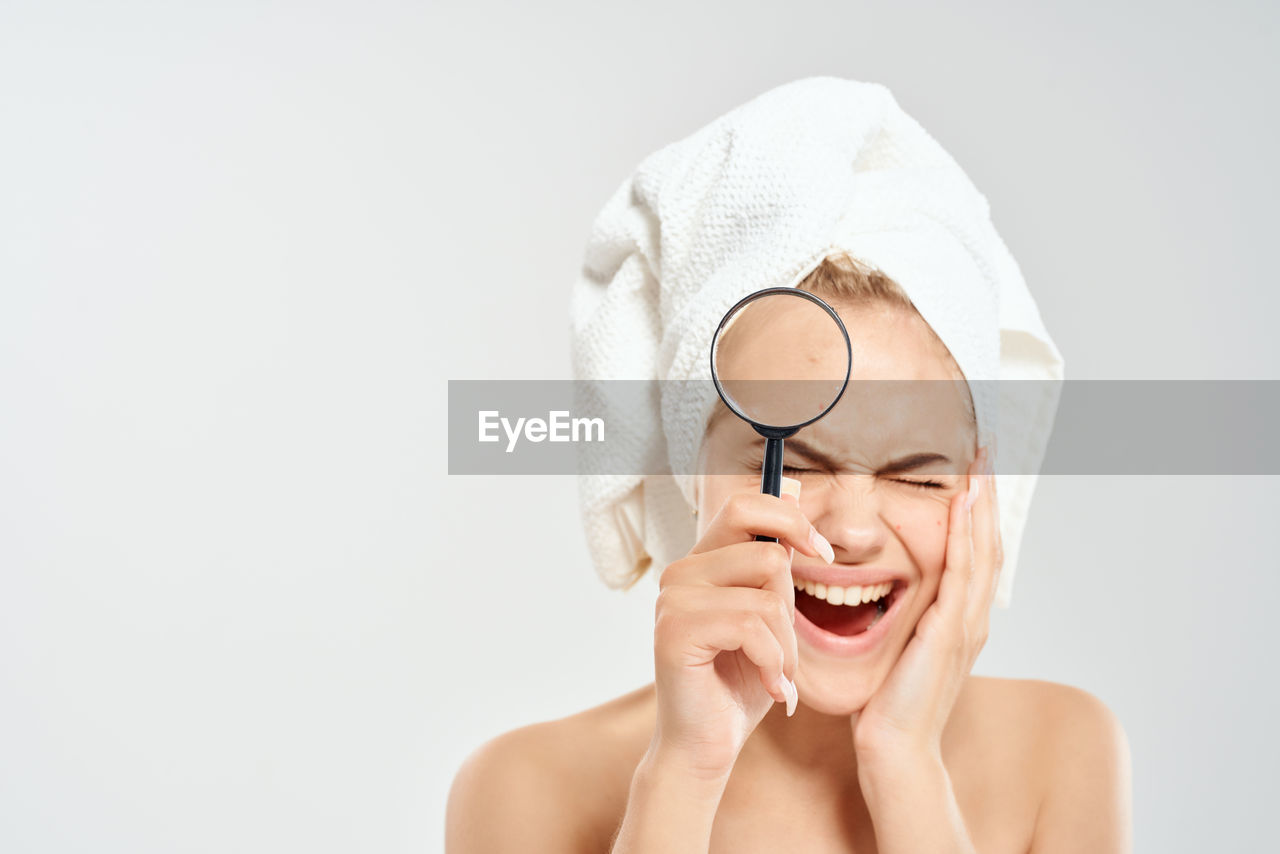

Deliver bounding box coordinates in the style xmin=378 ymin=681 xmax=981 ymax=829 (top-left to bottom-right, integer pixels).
xmin=793 ymin=579 xmax=900 ymax=637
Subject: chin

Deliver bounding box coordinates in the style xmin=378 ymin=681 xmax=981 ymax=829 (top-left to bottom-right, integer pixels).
xmin=794 ymin=664 xmax=885 ymax=716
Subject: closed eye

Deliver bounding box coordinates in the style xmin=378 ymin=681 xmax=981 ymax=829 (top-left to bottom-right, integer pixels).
xmin=741 ymin=456 xmax=820 ymax=476
xmin=751 ymin=458 xmax=942 ymax=487
xmin=892 ymin=478 xmax=945 ymax=490
xmin=745 ymin=448 xmax=948 ymax=490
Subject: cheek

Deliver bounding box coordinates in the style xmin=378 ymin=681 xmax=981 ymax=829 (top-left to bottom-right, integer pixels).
xmin=884 ymin=498 xmax=951 ymax=582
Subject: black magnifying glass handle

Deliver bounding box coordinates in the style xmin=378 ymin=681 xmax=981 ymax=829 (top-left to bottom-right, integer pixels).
xmin=754 ymin=435 xmax=784 ymax=543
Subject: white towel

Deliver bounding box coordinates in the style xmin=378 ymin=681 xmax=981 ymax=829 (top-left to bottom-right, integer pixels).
xmin=570 ymin=76 xmax=1064 ymax=607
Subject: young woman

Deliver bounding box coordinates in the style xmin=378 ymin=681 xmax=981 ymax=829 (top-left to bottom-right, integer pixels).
xmin=446 ymin=254 xmax=1132 ymax=853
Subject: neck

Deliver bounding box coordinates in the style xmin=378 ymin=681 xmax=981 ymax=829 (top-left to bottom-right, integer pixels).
xmin=746 ymin=699 xmax=863 ymax=784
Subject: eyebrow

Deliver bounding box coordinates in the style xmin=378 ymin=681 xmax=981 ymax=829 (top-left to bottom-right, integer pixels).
xmin=773 ymin=437 xmax=953 ymax=474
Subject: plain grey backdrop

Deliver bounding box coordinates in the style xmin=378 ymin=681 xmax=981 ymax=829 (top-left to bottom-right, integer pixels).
xmin=1 ymin=1 xmax=1276 ymax=851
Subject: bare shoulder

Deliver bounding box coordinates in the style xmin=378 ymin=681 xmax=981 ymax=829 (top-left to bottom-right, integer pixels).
xmin=445 ymin=683 xmax=657 ymax=854
xmin=955 ymin=677 xmax=1132 ymax=852
xmin=960 ymin=676 xmax=1124 ymax=739
xmin=953 ymin=676 xmax=1128 ymax=768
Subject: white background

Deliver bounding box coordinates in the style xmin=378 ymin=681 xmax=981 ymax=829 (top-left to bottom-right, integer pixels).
xmin=2 ymin=1 xmax=1276 ymax=851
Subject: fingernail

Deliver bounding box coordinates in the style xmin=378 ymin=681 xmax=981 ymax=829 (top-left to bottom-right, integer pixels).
xmin=964 ymin=477 xmax=981 ymax=511
xmin=777 ymin=674 xmax=798 ymax=717
xmin=809 ymin=527 xmax=834 ymax=564
xmin=780 ymin=476 xmax=802 ymax=502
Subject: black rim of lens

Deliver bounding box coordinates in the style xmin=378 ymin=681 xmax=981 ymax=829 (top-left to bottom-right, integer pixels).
xmin=709 ymin=287 xmax=853 ymax=434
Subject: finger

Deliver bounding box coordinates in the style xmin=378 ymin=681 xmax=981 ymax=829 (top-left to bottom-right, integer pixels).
xmin=966 ymin=446 xmax=1001 ymax=626
xmin=660 ymin=540 xmax=796 ymax=624
xmin=659 ymin=600 xmax=789 ymax=703
xmin=934 ymin=472 xmax=976 ymax=629
xmin=656 ymin=586 xmax=798 ymax=701
xmin=986 ymin=441 xmax=1005 ymax=581
xmin=693 ymin=585 xmax=799 ymax=685
xmin=692 ymin=487 xmax=833 ymax=563
xmin=990 ymin=470 xmax=1004 ymax=585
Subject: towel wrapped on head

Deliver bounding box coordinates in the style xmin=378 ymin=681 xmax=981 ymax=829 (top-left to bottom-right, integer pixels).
xmin=570 ymin=76 xmax=1064 ymax=607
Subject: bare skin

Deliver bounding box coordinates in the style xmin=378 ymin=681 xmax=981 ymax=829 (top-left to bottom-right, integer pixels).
xmin=447 ymin=677 xmax=1129 ymax=853
xmin=447 ymin=299 xmax=1132 ymax=853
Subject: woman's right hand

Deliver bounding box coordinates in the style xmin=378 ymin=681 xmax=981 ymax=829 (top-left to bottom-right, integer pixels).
xmin=648 ymin=482 xmax=835 ymax=780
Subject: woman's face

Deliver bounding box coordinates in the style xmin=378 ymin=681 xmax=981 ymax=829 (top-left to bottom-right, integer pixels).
xmin=696 ymin=296 xmax=977 ymax=715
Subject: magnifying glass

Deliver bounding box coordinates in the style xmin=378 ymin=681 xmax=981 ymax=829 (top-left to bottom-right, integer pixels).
xmin=709 ymin=287 xmax=853 ymax=543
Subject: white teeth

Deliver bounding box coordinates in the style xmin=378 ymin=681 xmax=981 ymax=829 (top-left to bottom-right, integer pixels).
xmin=793 ymin=579 xmax=895 ymax=607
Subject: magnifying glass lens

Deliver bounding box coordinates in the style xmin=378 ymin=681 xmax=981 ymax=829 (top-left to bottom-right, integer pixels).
xmin=711 ymin=290 xmax=851 ymax=431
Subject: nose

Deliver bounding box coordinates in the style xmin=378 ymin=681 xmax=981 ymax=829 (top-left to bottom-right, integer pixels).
xmin=807 ymin=474 xmax=888 ymax=561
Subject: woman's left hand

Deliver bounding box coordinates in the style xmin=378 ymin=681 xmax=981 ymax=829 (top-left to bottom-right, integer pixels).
xmin=849 ymin=444 xmax=1001 ymax=767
